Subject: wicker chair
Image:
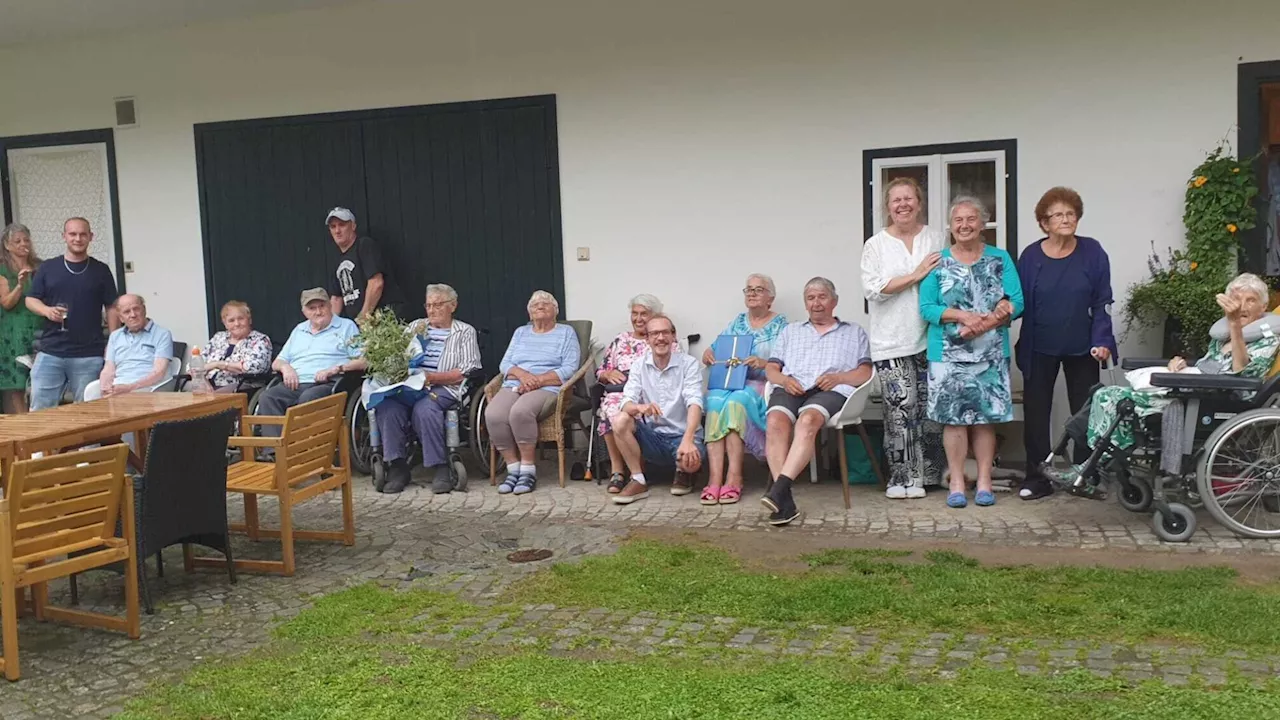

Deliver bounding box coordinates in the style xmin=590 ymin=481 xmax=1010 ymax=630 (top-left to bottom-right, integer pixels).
xmin=485 ymin=320 xmax=593 ymax=486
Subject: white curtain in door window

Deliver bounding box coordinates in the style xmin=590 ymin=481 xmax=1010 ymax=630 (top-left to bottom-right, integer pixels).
xmin=6 ymin=144 xmax=116 ymax=271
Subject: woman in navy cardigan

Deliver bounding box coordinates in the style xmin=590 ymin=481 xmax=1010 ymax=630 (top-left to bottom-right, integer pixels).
xmin=1016 ymin=187 xmax=1118 ymax=500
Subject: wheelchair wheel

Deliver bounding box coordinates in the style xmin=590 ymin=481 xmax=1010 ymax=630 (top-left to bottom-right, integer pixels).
xmin=469 ymin=388 xmax=502 ymax=477
xmin=1151 ymin=502 xmax=1196 ymax=543
xmin=346 ymin=392 xmax=374 ymax=475
xmin=451 ymin=455 xmax=469 ymax=493
xmin=1114 ymin=473 xmax=1153 ymax=513
xmin=1196 ymin=408 xmax=1280 ymax=539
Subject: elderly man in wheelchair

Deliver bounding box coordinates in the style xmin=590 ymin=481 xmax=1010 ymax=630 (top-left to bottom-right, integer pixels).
xmin=363 ymin=283 xmax=483 ymax=495
xmin=1042 ymin=272 xmax=1280 ymax=541
xmin=254 ymin=288 xmax=366 ymax=445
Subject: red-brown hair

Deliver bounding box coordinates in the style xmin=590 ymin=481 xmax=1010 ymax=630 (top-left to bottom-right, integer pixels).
xmin=1034 ymin=187 xmax=1084 ymax=228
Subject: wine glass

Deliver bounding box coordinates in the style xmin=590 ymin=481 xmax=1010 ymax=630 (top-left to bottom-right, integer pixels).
xmin=55 ymin=302 xmax=69 ymax=332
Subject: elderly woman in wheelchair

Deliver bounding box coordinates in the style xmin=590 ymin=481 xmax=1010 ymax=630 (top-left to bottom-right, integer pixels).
xmin=365 ymin=284 xmax=482 ymax=495
xmin=1043 ymin=273 xmax=1280 ymax=540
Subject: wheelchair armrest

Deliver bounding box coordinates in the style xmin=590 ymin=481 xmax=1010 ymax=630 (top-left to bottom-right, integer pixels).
xmin=1149 ymin=373 xmax=1263 ymax=392
xmin=1121 ymin=357 xmax=1171 ymax=371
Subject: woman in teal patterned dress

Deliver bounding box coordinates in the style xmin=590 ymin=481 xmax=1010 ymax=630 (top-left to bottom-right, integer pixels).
xmin=0 ymin=224 xmax=42 ymax=414
xmin=699 ymin=273 xmax=788 ymax=504
xmin=919 ymin=197 xmax=1023 ymax=509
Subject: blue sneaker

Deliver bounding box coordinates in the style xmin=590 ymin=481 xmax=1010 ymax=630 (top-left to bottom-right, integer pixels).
xmin=946 ymin=492 xmax=967 ymax=509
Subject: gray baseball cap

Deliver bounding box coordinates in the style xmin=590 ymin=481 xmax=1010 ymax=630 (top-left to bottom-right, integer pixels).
xmin=325 ymin=207 xmax=355 ymax=224
xmin=299 ymin=288 xmax=330 ymax=307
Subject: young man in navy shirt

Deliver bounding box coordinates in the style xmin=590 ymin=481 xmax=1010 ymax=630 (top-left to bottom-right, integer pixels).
xmin=25 ymin=217 xmax=120 ymax=409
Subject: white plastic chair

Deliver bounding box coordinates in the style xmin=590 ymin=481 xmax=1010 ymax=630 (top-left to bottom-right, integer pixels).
xmin=807 ymin=368 xmax=884 ymax=509
xmin=83 ymin=356 xmax=181 ymax=401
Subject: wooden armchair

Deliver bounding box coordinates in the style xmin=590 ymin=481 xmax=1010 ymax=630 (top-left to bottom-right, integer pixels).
xmin=485 ymin=320 xmax=594 ymax=486
xmin=1 ymin=444 xmax=139 ymax=681
xmin=192 ymin=393 xmax=354 ymax=577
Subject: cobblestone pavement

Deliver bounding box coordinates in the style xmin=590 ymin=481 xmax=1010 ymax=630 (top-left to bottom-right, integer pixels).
xmin=1 ymin=469 xmax=1277 ymax=719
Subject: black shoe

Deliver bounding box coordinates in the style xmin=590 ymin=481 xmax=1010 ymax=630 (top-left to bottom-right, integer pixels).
xmin=431 ymin=465 xmax=453 ymax=494
xmin=1018 ymin=476 xmax=1054 ymax=501
xmin=760 ymin=475 xmax=792 ymax=514
xmin=383 ymin=460 xmax=411 ymax=494
xmin=768 ymin=492 xmax=800 ymax=526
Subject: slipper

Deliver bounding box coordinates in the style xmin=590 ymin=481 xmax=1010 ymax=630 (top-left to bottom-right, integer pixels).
xmin=1019 ymin=481 xmax=1053 ymax=501
xmin=700 ymin=485 xmax=722 ymax=505
xmin=498 ymin=474 xmax=519 ymax=494
xmin=946 ymin=492 xmax=967 ymax=509
xmin=975 ymin=490 xmax=996 ymax=507
xmin=718 ymin=486 xmax=742 ymax=505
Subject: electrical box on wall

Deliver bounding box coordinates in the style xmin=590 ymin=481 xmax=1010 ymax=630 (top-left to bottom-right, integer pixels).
xmin=114 ymin=97 xmax=138 ymax=128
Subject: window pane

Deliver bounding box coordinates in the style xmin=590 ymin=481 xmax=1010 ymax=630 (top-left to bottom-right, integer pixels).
xmin=881 ymin=165 xmax=930 ymax=225
xmin=947 ymin=161 xmax=996 ymax=221
xmin=982 ymin=228 xmax=997 ymax=247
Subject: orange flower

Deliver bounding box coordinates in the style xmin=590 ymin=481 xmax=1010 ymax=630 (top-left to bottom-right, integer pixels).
xmin=1232 ymin=167 xmax=1241 ymax=174
xmin=1190 ymin=261 xmax=1199 ymax=271
xmin=1227 ymin=223 xmax=1238 ymax=233
xmin=1193 ymin=175 xmax=1208 ymax=188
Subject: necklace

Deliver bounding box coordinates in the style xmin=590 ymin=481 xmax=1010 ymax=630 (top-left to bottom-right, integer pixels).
xmin=63 ymin=257 xmax=88 ymax=275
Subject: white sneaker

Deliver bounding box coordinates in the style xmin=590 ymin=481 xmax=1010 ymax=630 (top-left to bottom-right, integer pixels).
xmin=906 ymin=486 xmax=927 ymax=499
xmin=885 ymin=486 xmax=907 ymax=499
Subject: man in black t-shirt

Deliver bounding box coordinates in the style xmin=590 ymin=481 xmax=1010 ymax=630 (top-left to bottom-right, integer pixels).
xmin=325 ymin=207 xmax=404 ymax=321
xmin=25 ymin=217 xmax=121 ymax=409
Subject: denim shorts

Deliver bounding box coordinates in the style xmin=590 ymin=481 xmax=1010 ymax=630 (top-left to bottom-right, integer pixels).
xmin=633 ymin=419 xmax=707 ymax=467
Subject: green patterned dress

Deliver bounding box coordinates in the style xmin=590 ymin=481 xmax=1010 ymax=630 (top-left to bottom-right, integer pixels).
xmin=0 ymin=265 xmax=42 ymax=391
xmin=1085 ymin=335 xmax=1280 ymax=451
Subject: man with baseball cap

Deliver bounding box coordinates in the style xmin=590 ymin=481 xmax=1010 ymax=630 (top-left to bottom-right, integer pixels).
xmin=325 ymin=207 xmax=405 ymax=321
xmin=254 ymin=287 xmax=366 ymax=437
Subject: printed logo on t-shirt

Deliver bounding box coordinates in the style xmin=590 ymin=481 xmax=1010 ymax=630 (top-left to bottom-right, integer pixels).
xmin=336 ymin=260 xmax=360 ymax=306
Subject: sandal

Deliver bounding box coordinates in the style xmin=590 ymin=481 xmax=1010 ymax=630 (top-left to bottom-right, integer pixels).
xmin=718 ymin=486 xmax=742 ymax=505
xmin=513 ymin=475 xmax=537 ymax=495
xmin=607 ymin=473 xmax=627 ymax=494
xmin=498 ymin=474 xmax=519 ymax=494
xmin=700 ymin=485 xmax=722 ymax=505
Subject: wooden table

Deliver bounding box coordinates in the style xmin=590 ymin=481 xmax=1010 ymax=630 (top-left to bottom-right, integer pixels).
xmin=0 ymin=393 xmax=247 ymax=482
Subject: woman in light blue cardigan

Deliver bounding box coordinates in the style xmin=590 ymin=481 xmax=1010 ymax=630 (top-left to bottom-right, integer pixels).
xmin=919 ymin=197 xmax=1024 ymax=509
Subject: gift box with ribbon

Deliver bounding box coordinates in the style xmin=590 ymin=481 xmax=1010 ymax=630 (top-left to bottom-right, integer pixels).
xmin=709 ymin=334 xmax=755 ymax=391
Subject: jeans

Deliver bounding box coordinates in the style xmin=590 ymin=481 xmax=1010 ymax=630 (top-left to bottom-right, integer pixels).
xmin=633 ymin=420 xmax=707 ymax=467
xmin=255 ymin=382 xmax=334 ymax=437
xmin=30 ymin=353 xmax=105 ymax=410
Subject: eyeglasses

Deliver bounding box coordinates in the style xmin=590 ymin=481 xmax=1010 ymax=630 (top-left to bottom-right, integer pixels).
xmin=743 ymin=287 xmax=769 ymax=296
xmin=648 ymin=329 xmax=675 ymax=338
xmin=425 ymin=301 xmax=452 ymax=309
xmin=1047 ymin=211 xmax=1078 ymax=222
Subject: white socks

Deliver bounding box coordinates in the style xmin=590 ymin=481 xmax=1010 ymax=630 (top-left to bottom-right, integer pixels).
xmin=631 ymin=473 xmax=647 ymax=486
xmin=519 ymin=463 xmax=537 ymax=477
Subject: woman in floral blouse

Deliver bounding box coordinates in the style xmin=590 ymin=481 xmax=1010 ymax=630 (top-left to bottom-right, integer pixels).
xmin=202 ymin=301 xmax=273 ymax=391
xmin=598 ymin=294 xmax=663 ymax=494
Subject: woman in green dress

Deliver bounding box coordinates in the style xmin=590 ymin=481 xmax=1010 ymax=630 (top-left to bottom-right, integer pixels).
xmin=0 ymin=223 xmax=43 ymax=414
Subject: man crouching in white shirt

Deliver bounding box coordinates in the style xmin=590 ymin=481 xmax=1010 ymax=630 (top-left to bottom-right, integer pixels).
xmin=610 ymin=313 xmax=707 ymax=504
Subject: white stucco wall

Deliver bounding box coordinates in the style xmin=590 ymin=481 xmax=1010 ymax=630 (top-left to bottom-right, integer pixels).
xmin=0 ymin=0 xmax=1277 ymax=438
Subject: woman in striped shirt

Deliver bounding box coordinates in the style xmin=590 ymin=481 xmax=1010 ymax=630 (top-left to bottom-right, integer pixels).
xmin=376 ymin=283 xmax=482 ymax=495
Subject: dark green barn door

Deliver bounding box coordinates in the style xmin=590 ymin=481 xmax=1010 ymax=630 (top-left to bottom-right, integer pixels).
xmin=195 ymin=95 xmax=564 ymax=373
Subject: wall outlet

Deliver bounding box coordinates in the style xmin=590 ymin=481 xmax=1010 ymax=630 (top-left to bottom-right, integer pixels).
xmin=123 ymin=261 xmax=135 ymax=273
xmin=576 ymin=247 xmax=590 ymax=261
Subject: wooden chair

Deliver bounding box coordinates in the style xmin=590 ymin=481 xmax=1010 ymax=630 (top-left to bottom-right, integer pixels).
xmin=485 ymin=320 xmax=594 ymax=487
xmin=0 ymin=444 xmax=139 ymax=681
xmin=193 ymin=393 xmax=354 ymax=576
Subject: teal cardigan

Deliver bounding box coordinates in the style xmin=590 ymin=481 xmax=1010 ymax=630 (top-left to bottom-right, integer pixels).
xmin=919 ymin=245 xmax=1025 ymax=362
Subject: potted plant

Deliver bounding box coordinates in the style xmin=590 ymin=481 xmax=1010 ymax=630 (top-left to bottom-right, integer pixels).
xmin=1124 ymin=143 xmax=1260 ymax=358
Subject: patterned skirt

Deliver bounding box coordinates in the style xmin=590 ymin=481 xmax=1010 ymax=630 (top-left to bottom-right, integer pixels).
xmin=927 ymin=359 xmax=1014 ymax=426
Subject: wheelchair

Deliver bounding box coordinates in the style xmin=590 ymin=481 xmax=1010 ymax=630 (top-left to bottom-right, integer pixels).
xmin=1047 ymin=356 xmax=1280 ymax=542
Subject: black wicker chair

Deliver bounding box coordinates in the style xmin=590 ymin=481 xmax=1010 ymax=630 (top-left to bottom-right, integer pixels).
xmin=69 ymin=408 xmax=240 ymax=614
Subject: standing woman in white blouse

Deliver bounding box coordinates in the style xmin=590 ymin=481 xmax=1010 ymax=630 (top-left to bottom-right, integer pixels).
xmin=861 ymin=177 xmax=947 ymax=498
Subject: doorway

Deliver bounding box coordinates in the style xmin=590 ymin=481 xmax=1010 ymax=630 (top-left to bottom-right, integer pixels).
xmin=1237 ymin=61 xmax=1280 ymax=276
xmin=0 ymin=129 xmax=127 ymax=291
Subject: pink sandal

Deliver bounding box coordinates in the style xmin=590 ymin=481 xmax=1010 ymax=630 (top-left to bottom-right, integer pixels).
xmin=700 ymin=485 xmax=722 ymax=505
xmin=718 ymin=486 xmax=742 ymax=504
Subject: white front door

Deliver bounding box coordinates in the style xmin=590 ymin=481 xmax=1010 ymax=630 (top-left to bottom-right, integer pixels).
xmin=4 ymin=142 xmax=117 ymax=271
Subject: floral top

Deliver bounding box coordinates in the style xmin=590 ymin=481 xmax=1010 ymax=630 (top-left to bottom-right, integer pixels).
xmin=718 ymin=312 xmax=789 ymax=381
xmin=597 ymin=331 xmax=649 ymax=383
xmin=919 ymin=246 xmax=1024 ymax=364
xmin=202 ymin=330 xmax=273 ymax=389
xmin=1196 ymin=335 xmax=1280 ymax=377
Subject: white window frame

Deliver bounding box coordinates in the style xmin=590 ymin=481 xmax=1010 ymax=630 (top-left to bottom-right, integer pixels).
xmin=868 ymin=144 xmax=1013 ymax=255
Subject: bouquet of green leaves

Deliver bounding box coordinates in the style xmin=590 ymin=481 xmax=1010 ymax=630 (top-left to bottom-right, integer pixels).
xmin=349 ymin=308 xmax=410 ymax=385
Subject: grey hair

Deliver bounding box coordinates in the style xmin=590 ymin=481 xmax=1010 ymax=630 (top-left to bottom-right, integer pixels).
xmin=803 ymin=276 xmax=838 ymax=300
xmin=527 ymin=290 xmax=559 ymax=313
xmin=949 ymin=195 xmax=991 ymax=224
xmin=1 ymin=223 xmax=30 ymax=246
xmin=426 ymin=283 xmax=458 ymax=303
xmin=746 ymin=273 xmax=776 ymax=297
xmin=1226 ymin=273 xmax=1269 ymax=305
xmin=628 ymin=293 xmax=664 ymax=314
xmin=117 ymin=293 xmax=146 ymax=309
xmin=0 ymin=223 xmax=40 ymax=271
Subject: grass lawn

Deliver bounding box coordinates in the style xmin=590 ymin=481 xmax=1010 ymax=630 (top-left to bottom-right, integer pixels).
xmin=117 ymin=540 xmax=1280 ymax=719
xmin=505 ymin=541 xmax=1280 ymax=649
